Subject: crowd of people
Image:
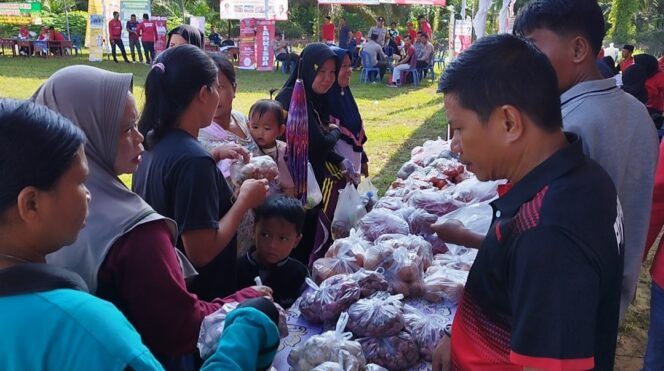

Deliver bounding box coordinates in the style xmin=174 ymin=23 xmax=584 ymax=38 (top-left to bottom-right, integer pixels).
xmin=2 ymin=0 xmax=664 ymax=370
xmin=1 ymin=15 xmax=369 ymax=368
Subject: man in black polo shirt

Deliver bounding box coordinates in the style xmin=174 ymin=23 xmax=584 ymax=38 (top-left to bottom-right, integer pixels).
xmin=431 ymin=34 xmax=624 ymax=370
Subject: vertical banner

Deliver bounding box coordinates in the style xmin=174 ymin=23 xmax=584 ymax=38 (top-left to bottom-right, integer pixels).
xmin=448 ymin=12 xmax=454 ymax=56
xmin=239 ymin=18 xmax=257 ymax=70
xmin=85 ymin=0 xmax=103 ymax=47
xmin=454 ymin=19 xmax=472 ymax=55
xmin=89 ymin=14 xmax=105 ymax=61
xmin=153 ymin=16 xmax=168 ymax=54
xmin=255 ymin=19 xmax=275 ymax=72
xmin=190 ymin=16 xmax=205 ymax=33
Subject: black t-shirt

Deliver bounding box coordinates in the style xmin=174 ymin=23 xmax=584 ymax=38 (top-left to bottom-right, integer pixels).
xmin=451 ymin=134 xmax=624 ymax=371
xmin=236 ymin=247 xmax=309 ymax=308
xmin=133 ymin=129 xmax=237 ymax=301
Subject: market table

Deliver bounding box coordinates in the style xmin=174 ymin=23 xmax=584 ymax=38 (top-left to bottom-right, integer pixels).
xmin=273 ymin=296 xmax=458 ymax=370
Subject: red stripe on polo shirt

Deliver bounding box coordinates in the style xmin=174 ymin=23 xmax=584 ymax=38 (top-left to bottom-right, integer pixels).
xmin=510 ymin=351 xmax=594 ymax=371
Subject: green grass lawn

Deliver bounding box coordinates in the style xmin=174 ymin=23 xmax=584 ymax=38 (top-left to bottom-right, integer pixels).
xmin=0 ymin=53 xmax=445 ymax=192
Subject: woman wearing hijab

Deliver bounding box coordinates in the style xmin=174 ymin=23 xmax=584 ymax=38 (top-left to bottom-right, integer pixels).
xmin=635 ymin=54 xmax=664 ymax=129
xmin=167 ymin=24 xmax=205 ymax=49
xmin=306 ymin=46 xmax=369 ymax=264
xmin=33 ymin=65 xmax=269 ymax=368
xmin=276 ymin=43 xmax=355 ymax=265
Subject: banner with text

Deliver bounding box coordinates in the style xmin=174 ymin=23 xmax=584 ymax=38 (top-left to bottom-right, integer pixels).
xmin=453 ymin=19 xmax=472 ymax=55
xmin=238 ymin=18 xmax=256 ymax=70
xmin=220 ymin=0 xmax=288 ymax=21
xmin=120 ymin=0 xmax=150 ymax=46
xmin=255 ymin=19 xmax=275 ymax=72
xmin=0 ymin=1 xmax=41 ymax=25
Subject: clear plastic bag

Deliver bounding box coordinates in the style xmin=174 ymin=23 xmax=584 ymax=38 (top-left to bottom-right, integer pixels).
xmin=422 ymin=266 xmax=469 ymax=303
xmin=407 ymin=208 xmax=438 ymax=236
xmin=306 ymin=163 xmax=323 ymax=210
xmin=382 ymin=247 xmax=426 ymax=298
xmin=451 ymin=178 xmax=502 ymax=204
xmin=357 ymin=209 xmax=410 ymax=242
xmin=363 ymin=243 xmax=395 ymax=271
xmin=197 ymin=302 xmax=239 ymax=360
xmin=357 ymin=177 xmax=379 ymax=211
xmin=350 ymin=268 xmax=389 ymax=297
xmin=312 ymin=254 xmax=361 ymax=284
xmin=288 ymin=313 xmax=367 ymax=371
xmin=373 ymin=196 xmax=405 ymax=211
xmin=357 ymin=331 xmax=420 ymax=370
xmin=197 ymin=300 xmax=289 ymax=360
xmin=331 ymin=183 xmax=368 ymax=240
xmin=432 ymin=249 xmax=478 ymax=271
xmin=229 ymin=155 xmax=279 ymax=188
xmin=325 ymin=229 xmax=371 ymax=260
xmin=436 ymin=202 xmax=493 ymax=254
xmin=405 ymin=189 xmax=461 ymax=217
xmin=375 ymin=234 xmax=433 ymax=270
xmin=346 ymin=292 xmax=405 ymax=338
xmin=403 ymin=304 xmax=450 ymax=361
xmin=299 ymin=277 xmax=361 ymax=324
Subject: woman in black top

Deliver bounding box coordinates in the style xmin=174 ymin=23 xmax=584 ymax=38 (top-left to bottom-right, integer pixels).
xmin=276 ymin=43 xmax=356 ymax=265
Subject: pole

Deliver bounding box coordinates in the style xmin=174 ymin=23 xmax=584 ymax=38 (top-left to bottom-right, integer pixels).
xmin=461 ymin=0 xmax=467 ymax=19
xmin=63 ymin=0 xmax=71 ymax=40
xmin=317 ymin=3 xmax=320 ymax=42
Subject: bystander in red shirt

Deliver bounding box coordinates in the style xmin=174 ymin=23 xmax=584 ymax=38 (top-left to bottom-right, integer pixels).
xmin=109 ymin=18 xmax=123 ymax=40
xmin=322 ymin=21 xmax=335 ymax=43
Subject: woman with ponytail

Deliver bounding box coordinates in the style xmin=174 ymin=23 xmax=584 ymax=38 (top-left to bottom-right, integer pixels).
xmin=133 ymin=45 xmax=270 ymax=301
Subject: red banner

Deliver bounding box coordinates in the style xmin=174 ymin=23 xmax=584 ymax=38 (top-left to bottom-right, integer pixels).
xmin=255 ymin=19 xmax=275 ymax=72
xmin=153 ymin=16 xmax=168 ymax=54
xmin=239 ymin=18 xmax=257 ymax=70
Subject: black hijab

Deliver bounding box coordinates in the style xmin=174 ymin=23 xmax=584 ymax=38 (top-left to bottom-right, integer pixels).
xmin=634 ymin=54 xmax=660 ymax=79
xmin=327 ymin=47 xmax=366 ymax=152
xmin=276 ymin=43 xmax=337 ymax=123
xmin=167 ymin=25 xmax=205 ymax=49
xmin=622 ymin=64 xmax=648 ymax=104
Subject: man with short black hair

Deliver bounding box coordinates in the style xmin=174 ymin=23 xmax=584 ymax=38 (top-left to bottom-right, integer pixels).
xmin=108 ymin=11 xmax=129 ymax=63
xmin=126 ymin=14 xmax=143 ymax=63
xmin=137 ymin=13 xmax=156 ymax=64
xmin=432 ymin=33 xmax=624 ymax=371
xmin=621 ymin=44 xmax=635 ymax=72
xmin=514 ymin=0 xmax=658 ymax=322
xmin=368 ymin=16 xmax=387 ymax=47
xmin=416 ymin=32 xmax=434 ymax=72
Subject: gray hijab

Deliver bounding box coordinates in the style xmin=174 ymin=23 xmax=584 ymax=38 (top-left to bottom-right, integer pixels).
xmin=33 ymin=65 xmax=193 ymax=293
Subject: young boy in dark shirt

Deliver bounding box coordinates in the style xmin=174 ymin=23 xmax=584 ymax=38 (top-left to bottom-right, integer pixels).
xmin=236 ymin=195 xmax=309 ymax=308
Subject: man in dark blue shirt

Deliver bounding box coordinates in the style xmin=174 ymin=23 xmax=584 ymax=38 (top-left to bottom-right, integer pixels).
xmin=431 ymin=34 xmax=624 ymax=370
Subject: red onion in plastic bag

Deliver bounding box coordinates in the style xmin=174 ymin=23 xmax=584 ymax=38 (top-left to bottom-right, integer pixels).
xmin=405 ymin=190 xmax=461 ymax=217
xmin=403 ymin=304 xmax=450 ymax=361
xmin=299 ymin=277 xmax=361 ymax=324
xmin=358 ymin=331 xmax=420 ymax=370
xmin=350 ymin=268 xmax=389 ymax=297
xmin=288 ymin=313 xmax=366 ymax=371
xmin=375 ymin=234 xmax=433 ymax=270
xmin=229 ymin=155 xmax=279 ymax=188
xmin=422 ymin=266 xmax=468 ymax=303
xmin=312 ymin=255 xmax=361 ymax=284
xmin=357 ymin=209 xmax=410 ymax=242
xmin=346 ymin=293 xmax=405 ymax=337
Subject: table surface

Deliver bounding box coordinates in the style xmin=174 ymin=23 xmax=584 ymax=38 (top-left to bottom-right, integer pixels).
xmin=273 ymin=295 xmax=457 ymax=370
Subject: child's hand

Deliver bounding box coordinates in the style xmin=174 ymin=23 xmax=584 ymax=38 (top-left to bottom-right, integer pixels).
xmin=250 ymin=285 xmax=274 ymax=298
xmin=211 ymin=143 xmax=250 ymax=163
xmin=237 ymin=178 xmax=269 ymax=209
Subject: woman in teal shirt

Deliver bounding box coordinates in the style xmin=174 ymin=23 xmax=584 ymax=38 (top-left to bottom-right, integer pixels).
xmin=0 ymin=99 xmax=279 ymax=371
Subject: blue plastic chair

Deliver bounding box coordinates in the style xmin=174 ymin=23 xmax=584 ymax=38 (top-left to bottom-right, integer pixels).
xmin=360 ymin=51 xmax=381 ymax=83
xmin=71 ymin=34 xmax=83 ymax=56
xmin=400 ymin=54 xmax=420 ymax=86
xmin=433 ymin=46 xmax=447 ymax=72
xmin=418 ymin=53 xmax=436 ymax=82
